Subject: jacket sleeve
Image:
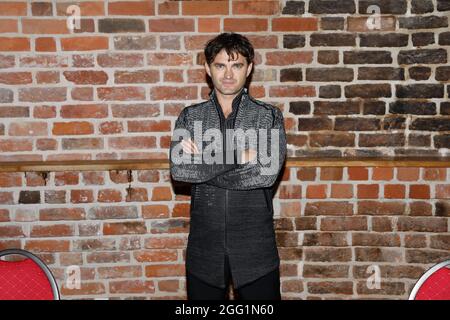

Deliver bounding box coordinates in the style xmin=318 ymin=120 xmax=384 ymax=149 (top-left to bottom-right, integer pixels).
xmin=169 ymin=107 xmax=239 ymax=184
xmin=205 ymin=107 xmax=287 ymax=190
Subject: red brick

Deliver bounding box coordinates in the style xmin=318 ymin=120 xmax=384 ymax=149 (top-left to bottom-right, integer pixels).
xmin=103 ymin=221 xmax=147 ymax=235
xmin=0 ymin=19 xmax=18 ymax=33
xmin=320 ymin=216 xmax=367 ymax=231
xmin=409 ymin=201 xmax=432 ymax=216
xmin=133 ymin=249 xmax=178 ymax=262
xmin=97 ymin=86 xmax=146 ymax=101
xmin=61 ymin=283 xmax=105 ymax=296
xmin=52 ymin=122 xmax=94 ymax=135
xmin=144 ymin=236 xmax=185 ymax=249
xmin=198 ymin=18 xmax=220 ymax=33
xmin=303 ymin=264 xmax=349 ymax=278
xmin=282 ymin=279 xmax=304 ymax=293
xmin=35 ymin=37 xmax=56 ymax=52
xmin=8 ymin=122 xmax=47 ymax=136
xmin=71 ymin=87 xmax=93 ymax=101
xmin=142 ymin=204 xmax=170 ymax=219
xmin=331 ymin=184 xmax=353 ymax=199
xmin=233 ymin=1 xmax=280 ymax=15
xmin=55 ymin=171 xmax=79 ymax=186
xmin=304 ymin=247 xmax=352 ymax=262
xmin=110 ymin=280 xmax=155 ymax=294
xmin=25 ymin=240 xmax=70 ymax=252
xmin=115 ymin=70 xmax=159 ymax=84
xmin=0 ymin=72 xmax=31 ymax=85
xmin=409 ymin=184 xmax=430 ymax=199
xmin=297 ymin=168 xmax=316 ymax=181
xmin=266 ymin=51 xmax=313 ymax=65
xmin=125 ymin=187 xmax=148 ymax=202
xmin=36 ymin=71 xmax=59 ymax=84
xmin=279 ymin=185 xmax=301 ymax=199
xmin=0 ymin=192 xmax=13 ymax=204
xmin=357 ymin=201 xmax=406 ymax=215
xmin=145 ymin=264 xmax=185 ymax=277
xmin=56 ymin=2 xmax=105 ymax=16
xmin=30 ymin=224 xmax=74 ymax=237
xmin=158 ymin=280 xmax=180 ymax=292
xmin=372 ymin=167 xmax=394 ymax=180
xmin=108 ymin=136 xmax=156 ymax=149
xmin=272 ymin=17 xmax=318 ymax=31
xmin=182 ymin=1 xmax=228 ymax=15
xmin=397 ymin=168 xmax=420 ymax=181
xmin=63 ymin=71 xmax=108 ymax=85
xmin=0 ymin=2 xmax=27 ymax=16
xmin=0 ymin=139 xmax=33 ymax=152
xmin=61 ymin=36 xmax=109 ymax=51
xmin=19 ymin=87 xmax=66 ymax=102
xmin=158 ymin=1 xmax=178 ymax=15
xmin=397 ymin=217 xmax=447 ymax=232
xmin=99 ymin=121 xmax=123 ymax=135
xmin=0 ymin=37 xmax=30 ymax=51
xmin=357 ymin=184 xmax=379 ymax=199
xmin=22 ymin=19 xmax=68 ymax=34
xmin=348 ymin=16 xmax=396 ymax=32
xmin=269 ymin=85 xmax=315 ymax=97
xmin=0 ymin=172 xmax=22 ymax=187
xmin=436 ymin=184 xmax=450 ymax=199
xmin=224 ymin=18 xmax=268 ymax=32
xmin=40 ymin=208 xmax=85 ymax=221
xmin=61 ymin=104 xmax=108 ymax=118
xmin=150 ymin=86 xmax=197 ymax=100
xmin=423 ymin=168 xmax=447 ymax=181
xmin=384 ymin=184 xmax=405 ymax=199
xmin=70 ymin=189 xmax=94 ymax=203
xmin=306 ymin=185 xmax=327 ymax=199
xmin=36 ymin=139 xmax=58 ymax=151
xmin=108 ymin=1 xmax=155 ymax=15
xmin=163 ymin=69 xmax=183 ymax=83
xmin=0 ymin=225 xmax=24 ymax=237
xmin=149 ymin=18 xmax=194 ymax=32
xmin=279 ymin=201 xmax=301 ymax=217
xmin=305 ymin=201 xmax=353 ymax=216
xmin=97 ymin=266 xmax=142 ymax=279
xmin=348 ymin=167 xmax=368 ymax=180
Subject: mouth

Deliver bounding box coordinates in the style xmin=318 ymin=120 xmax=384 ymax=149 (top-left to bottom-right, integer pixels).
xmin=222 ymin=81 xmax=235 ymax=86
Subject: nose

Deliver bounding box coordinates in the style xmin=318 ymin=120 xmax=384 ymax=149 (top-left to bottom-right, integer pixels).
xmin=224 ymin=68 xmax=233 ymax=79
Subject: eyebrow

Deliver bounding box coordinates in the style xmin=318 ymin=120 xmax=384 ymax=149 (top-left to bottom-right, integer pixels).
xmin=213 ymin=62 xmax=244 ymax=66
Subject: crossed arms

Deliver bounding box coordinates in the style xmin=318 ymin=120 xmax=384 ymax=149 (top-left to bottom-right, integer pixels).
xmin=169 ymin=107 xmax=287 ymax=190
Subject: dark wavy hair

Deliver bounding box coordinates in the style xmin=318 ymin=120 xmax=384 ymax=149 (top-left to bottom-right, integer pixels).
xmin=204 ymin=32 xmax=254 ymax=66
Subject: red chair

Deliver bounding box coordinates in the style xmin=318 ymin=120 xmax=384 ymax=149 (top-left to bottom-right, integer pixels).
xmin=0 ymin=249 xmax=60 ymax=300
xmin=409 ymin=260 xmax=450 ymax=300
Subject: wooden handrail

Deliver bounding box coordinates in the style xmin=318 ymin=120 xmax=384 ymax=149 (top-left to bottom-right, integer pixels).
xmin=0 ymin=157 xmax=449 ymax=172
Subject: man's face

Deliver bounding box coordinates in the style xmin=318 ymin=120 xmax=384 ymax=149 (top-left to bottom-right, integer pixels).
xmin=205 ymin=49 xmax=253 ymax=96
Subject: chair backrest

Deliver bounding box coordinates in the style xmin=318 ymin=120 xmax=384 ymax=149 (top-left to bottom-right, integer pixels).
xmin=409 ymin=260 xmax=450 ymax=300
xmin=0 ymin=249 xmax=60 ymax=300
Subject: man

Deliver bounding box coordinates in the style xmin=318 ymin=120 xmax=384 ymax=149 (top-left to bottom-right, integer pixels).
xmin=169 ymin=32 xmax=287 ymax=300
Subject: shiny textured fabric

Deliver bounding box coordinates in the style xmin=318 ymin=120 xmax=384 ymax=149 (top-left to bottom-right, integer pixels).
xmin=170 ymin=87 xmax=287 ymax=289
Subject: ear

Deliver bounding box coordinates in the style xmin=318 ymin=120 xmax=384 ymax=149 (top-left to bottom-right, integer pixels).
xmin=246 ymin=62 xmax=253 ymax=77
xmin=204 ymin=62 xmax=211 ymax=77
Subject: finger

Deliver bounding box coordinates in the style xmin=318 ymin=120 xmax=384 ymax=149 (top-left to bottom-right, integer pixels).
xmin=192 ymin=141 xmax=199 ymax=154
xmin=188 ymin=138 xmax=199 ymax=154
xmin=181 ymin=141 xmax=193 ymax=154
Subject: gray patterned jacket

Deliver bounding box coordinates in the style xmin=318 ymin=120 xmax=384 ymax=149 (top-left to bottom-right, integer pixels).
xmin=170 ymin=87 xmax=287 ymax=289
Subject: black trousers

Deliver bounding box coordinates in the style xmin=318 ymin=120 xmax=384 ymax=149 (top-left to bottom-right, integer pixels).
xmin=186 ymin=254 xmax=281 ymax=300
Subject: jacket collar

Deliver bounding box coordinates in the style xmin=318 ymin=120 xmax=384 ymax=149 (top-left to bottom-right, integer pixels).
xmin=209 ymin=87 xmax=248 ymax=119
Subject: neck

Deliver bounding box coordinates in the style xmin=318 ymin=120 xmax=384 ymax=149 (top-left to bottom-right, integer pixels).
xmin=214 ymin=87 xmax=244 ymax=110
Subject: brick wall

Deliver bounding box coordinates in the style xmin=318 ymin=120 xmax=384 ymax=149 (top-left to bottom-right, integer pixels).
xmin=0 ymin=0 xmax=449 ymax=299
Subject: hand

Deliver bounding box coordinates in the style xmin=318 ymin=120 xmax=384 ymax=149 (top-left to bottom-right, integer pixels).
xmin=181 ymin=138 xmax=200 ymax=154
xmin=240 ymin=148 xmax=257 ymax=163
